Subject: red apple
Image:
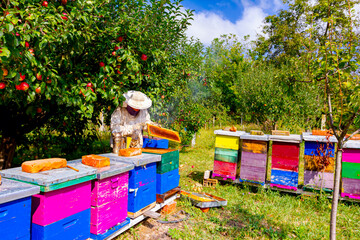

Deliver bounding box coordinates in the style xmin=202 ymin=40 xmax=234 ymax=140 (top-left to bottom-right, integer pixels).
xmin=25 ymin=41 xmax=29 ymax=48
xmin=112 ymin=51 xmax=116 ymax=56
xmin=114 ymin=46 xmax=120 ymax=50
xmin=42 ymin=1 xmax=48 ymax=7
xmin=86 ymin=82 xmax=93 ymax=88
xmin=46 ymin=77 xmax=52 ymax=84
xmin=99 ymin=62 xmax=105 ymax=67
xmin=141 ymin=54 xmax=147 ymax=61
xmin=36 ymin=73 xmax=42 ymax=81
xmin=61 ymin=16 xmax=68 ymax=20
xmin=35 ymin=87 xmax=41 ymax=94
xmin=61 ymin=0 xmax=67 ymax=5
xmin=20 ymin=82 xmax=29 ymax=91
xmin=15 ymin=32 xmax=20 ymax=36
xmin=36 ymin=107 xmax=42 ymax=113
xmin=15 ymin=84 xmax=21 ymax=90
xmin=19 ymin=72 xmax=26 ymax=81
xmin=117 ymin=70 xmax=122 ymax=74
xmin=117 ymin=36 xmax=123 ymax=42
xmin=0 ymin=82 xmax=5 ymax=89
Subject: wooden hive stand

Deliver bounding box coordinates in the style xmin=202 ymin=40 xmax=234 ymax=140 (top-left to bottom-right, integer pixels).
xmin=156 ymin=186 xmax=181 ymax=203
xmin=203 ymin=179 xmax=218 ymax=188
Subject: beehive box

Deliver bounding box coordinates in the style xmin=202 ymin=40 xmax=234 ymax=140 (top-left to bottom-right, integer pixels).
xmin=0 ymin=162 xmax=96 ymax=240
xmin=69 ymin=160 xmax=133 ymax=236
xmin=302 ymin=133 xmax=337 ymax=191
xmin=100 ymin=153 xmax=161 ymax=216
xmin=142 ymin=148 xmax=179 ymax=174
xmin=269 ymin=134 xmax=302 ymax=190
xmin=156 ymin=168 xmax=180 ymax=195
xmin=0 ymin=178 xmax=40 ymax=240
xmin=212 ymin=130 xmax=246 ymax=181
xmin=143 ymin=136 xmax=169 ymax=149
xmin=239 ymin=134 xmax=269 ymax=185
xmin=341 ymin=140 xmax=360 ymax=199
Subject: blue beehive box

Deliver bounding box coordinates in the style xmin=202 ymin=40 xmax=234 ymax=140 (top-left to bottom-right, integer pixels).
xmin=0 ymin=178 xmax=40 ymax=240
xmin=32 ymin=209 xmax=91 ymax=240
xmin=143 ymin=136 xmax=169 ymax=149
xmin=128 ymin=162 xmax=157 ymax=212
xmin=156 ymin=168 xmax=180 ymax=194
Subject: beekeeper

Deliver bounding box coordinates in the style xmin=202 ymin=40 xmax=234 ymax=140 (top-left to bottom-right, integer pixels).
xmin=110 ymin=90 xmax=154 ymax=148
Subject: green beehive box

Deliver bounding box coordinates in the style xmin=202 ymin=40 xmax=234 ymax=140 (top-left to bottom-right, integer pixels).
xmin=142 ymin=148 xmax=179 ymax=174
xmin=214 ymin=148 xmax=239 ymax=163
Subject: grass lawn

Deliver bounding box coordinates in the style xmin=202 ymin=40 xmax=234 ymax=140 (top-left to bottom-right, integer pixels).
xmin=121 ymin=127 xmax=360 ymax=240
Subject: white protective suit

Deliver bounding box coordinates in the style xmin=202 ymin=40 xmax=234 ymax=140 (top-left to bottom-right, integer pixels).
xmin=110 ymin=102 xmax=152 ymax=148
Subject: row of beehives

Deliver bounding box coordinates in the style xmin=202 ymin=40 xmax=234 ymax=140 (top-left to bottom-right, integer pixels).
xmin=0 ymin=148 xmax=180 ymax=240
xmin=213 ymin=130 xmax=360 ymax=199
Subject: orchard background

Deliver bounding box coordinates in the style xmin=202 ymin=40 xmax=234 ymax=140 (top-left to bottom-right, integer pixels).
xmin=1 ymin=1 xmax=360 ymax=239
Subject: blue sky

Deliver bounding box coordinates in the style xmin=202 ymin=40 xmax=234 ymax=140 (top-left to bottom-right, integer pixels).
xmin=181 ymin=0 xmax=284 ymax=45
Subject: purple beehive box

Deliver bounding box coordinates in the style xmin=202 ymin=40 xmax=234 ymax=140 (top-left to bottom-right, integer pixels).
xmin=69 ymin=159 xmax=133 ymax=235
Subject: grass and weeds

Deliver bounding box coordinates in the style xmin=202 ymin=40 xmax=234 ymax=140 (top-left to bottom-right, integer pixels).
xmin=122 ymin=127 xmax=360 ymax=240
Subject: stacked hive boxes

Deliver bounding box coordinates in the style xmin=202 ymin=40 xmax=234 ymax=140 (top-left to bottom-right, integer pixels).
xmin=0 ymin=179 xmax=40 ymax=240
xmin=0 ymin=162 xmax=96 ymax=240
xmin=213 ymin=130 xmax=246 ymax=181
xmin=70 ymin=160 xmax=133 ymax=240
xmin=143 ymin=136 xmax=169 ymax=149
xmin=239 ymin=134 xmax=269 ymax=185
xmin=142 ymin=148 xmax=180 ymax=196
xmin=302 ymin=133 xmax=337 ymax=191
xmin=101 ymin=153 xmax=161 ymax=218
xmin=269 ymin=134 xmax=302 ymax=190
xmin=341 ymin=140 xmax=360 ymax=199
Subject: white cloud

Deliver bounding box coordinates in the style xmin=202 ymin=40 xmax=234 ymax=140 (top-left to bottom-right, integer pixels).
xmin=185 ymin=0 xmax=283 ymax=45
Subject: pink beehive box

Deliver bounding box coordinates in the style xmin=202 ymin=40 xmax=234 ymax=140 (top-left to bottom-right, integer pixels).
xmin=32 ymin=181 xmax=91 ymax=226
xmin=69 ymin=159 xmax=133 ymax=235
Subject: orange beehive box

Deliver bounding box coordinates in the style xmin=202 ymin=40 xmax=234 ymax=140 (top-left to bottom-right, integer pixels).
xmin=147 ymin=124 xmax=181 ymax=143
xmin=82 ymin=154 xmax=110 ymax=168
xmin=22 ymin=158 xmax=67 ymax=173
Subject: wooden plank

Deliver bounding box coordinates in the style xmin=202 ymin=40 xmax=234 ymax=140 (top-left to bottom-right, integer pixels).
xmin=127 ymin=202 xmax=156 ymax=219
xmin=156 ymin=186 xmax=181 ymax=203
xmin=270 ymin=169 xmax=298 ymax=187
xmin=271 ymin=156 xmax=299 ymax=172
xmin=242 ymin=140 xmax=267 ymax=154
xmin=342 ymin=148 xmax=360 ymax=163
xmin=215 ymin=135 xmax=240 ymax=150
xmin=241 ymin=152 xmax=267 ymax=168
xmin=304 ymin=155 xmax=335 ymax=173
xmin=250 ymin=130 xmax=264 ymax=135
xmin=213 ymin=160 xmax=237 ymax=177
xmin=271 ymin=130 xmax=290 ymax=136
xmin=104 ymin=195 xmax=179 ymax=240
xmin=304 ymin=141 xmax=335 ymax=157
xmin=303 ymin=170 xmax=334 ymax=189
xmin=342 ymin=162 xmax=360 ymax=179
xmin=272 ymin=142 xmax=300 ymax=158
xmin=240 ymin=165 xmax=266 ymax=182
xmin=342 ymin=177 xmax=360 ymax=195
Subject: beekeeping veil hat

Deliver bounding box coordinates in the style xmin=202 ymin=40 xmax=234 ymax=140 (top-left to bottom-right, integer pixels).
xmin=123 ymin=90 xmax=152 ymax=110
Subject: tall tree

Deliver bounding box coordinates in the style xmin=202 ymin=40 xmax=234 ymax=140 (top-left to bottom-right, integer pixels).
xmin=256 ymin=0 xmax=360 ymax=239
xmin=0 ymin=0 xmax=193 ymax=168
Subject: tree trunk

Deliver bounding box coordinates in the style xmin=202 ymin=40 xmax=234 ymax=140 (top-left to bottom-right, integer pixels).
xmin=0 ymin=136 xmax=17 ymax=169
xmin=330 ymin=143 xmax=343 ymax=240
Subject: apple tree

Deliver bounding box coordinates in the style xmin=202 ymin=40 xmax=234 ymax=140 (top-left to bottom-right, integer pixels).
xmin=0 ymin=0 xmax=193 ymax=168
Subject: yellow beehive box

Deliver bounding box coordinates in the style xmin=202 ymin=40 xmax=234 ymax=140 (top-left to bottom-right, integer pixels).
xmin=215 ymin=135 xmax=240 ymax=150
